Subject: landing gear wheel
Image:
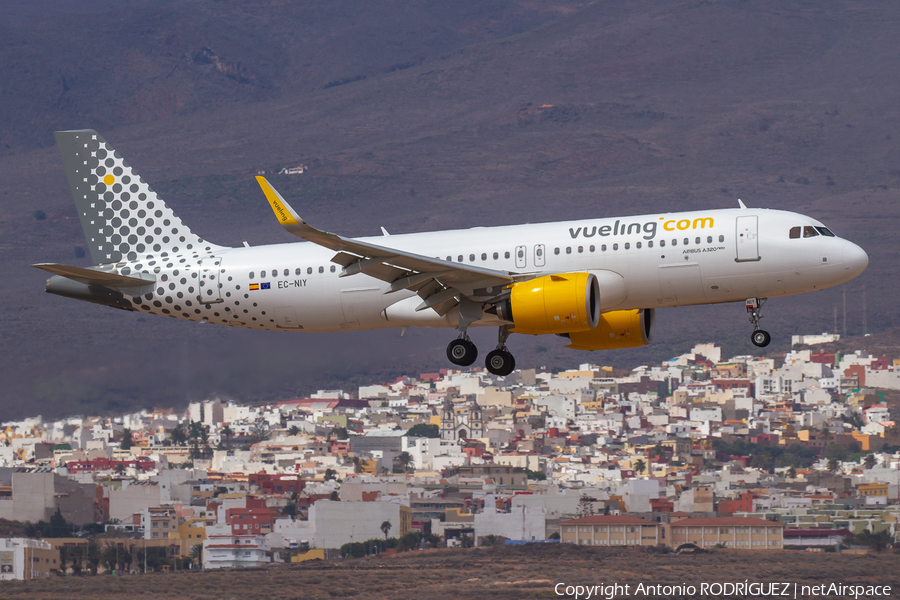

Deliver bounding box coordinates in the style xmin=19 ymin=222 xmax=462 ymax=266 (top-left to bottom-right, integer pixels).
xmin=485 ymin=349 xmax=515 ymax=376
xmin=751 ymin=330 xmax=771 ymax=347
xmin=447 ymin=338 xmax=478 ymax=366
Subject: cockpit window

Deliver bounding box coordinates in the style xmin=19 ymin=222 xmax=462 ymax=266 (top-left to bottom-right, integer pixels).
xmin=803 ymin=226 xmax=819 ymax=238
xmin=789 ymin=226 xmax=801 ymax=239
xmin=815 ymin=226 xmax=835 ymax=237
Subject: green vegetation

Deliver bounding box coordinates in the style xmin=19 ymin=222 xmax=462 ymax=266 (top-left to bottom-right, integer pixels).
xmin=339 ymin=532 xmax=440 ymax=558
xmin=713 ymin=439 xmax=819 ymax=471
xmin=405 ymin=424 xmax=439 ymax=438
xmin=25 ymin=507 xmax=74 ymax=538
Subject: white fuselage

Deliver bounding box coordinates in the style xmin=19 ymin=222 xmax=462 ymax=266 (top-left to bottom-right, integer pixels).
xmin=123 ymin=207 xmax=867 ymax=334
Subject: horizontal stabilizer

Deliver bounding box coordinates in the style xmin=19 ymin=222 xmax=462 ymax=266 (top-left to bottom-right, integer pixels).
xmin=32 ymin=263 xmax=155 ymax=288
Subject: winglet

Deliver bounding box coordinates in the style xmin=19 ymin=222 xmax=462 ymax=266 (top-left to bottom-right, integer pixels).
xmin=256 ymin=176 xmax=303 ymax=227
xmin=737 ymin=198 xmax=747 ymax=209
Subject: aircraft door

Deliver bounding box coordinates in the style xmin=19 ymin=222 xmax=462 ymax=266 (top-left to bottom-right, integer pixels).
xmin=735 ymin=216 xmax=760 ymax=262
xmin=534 ymin=244 xmax=546 ymax=267
xmin=515 ymin=245 xmax=527 ymax=268
xmin=197 ymin=257 xmax=223 ymax=304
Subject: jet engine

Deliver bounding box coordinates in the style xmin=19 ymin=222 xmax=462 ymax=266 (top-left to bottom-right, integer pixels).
xmin=563 ymin=308 xmax=655 ymax=350
xmin=493 ymin=273 xmax=600 ymax=335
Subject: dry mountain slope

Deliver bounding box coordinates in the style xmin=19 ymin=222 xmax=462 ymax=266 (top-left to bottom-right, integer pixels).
xmin=0 ymin=0 xmax=897 ymax=417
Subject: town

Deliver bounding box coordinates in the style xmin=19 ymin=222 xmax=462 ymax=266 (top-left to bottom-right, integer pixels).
xmin=1 ymin=332 xmax=899 ymax=580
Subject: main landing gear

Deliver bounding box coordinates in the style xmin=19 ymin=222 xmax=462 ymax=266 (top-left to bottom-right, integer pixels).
xmin=446 ymin=325 xmax=516 ymax=376
xmin=746 ymin=297 xmax=771 ymax=347
xmin=485 ymin=325 xmax=515 ymax=377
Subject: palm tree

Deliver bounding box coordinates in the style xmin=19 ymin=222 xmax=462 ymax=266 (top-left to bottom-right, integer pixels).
xmin=827 ymin=457 xmax=840 ymax=473
xmin=786 ymin=466 xmax=797 ymax=479
xmin=380 ymin=520 xmax=392 ymax=539
xmin=221 ymin=424 xmax=234 ymax=449
xmin=864 ymin=454 xmax=877 ymax=469
xmin=170 ymin=424 xmax=187 ymax=446
xmin=396 ymin=451 xmax=413 ymax=473
xmin=288 ymin=425 xmax=301 ymax=436
xmin=633 ymin=458 xmax=646 ymax=476
xmin=190 ymin=544 xmax=203 ymax=568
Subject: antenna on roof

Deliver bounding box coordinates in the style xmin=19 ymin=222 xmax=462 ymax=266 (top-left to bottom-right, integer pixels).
xmin=737 ymin=199 xmax=748 ymax=209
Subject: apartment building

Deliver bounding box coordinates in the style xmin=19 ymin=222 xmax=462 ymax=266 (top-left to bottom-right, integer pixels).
xmin=560 ymin=515 xmax=660 ymax=546
xmin=668 ymin=517 xmax=784 ymax=550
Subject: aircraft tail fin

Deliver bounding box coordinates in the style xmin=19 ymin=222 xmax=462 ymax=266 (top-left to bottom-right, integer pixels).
xmin=54 ymin=129 xmax=224 ymax=265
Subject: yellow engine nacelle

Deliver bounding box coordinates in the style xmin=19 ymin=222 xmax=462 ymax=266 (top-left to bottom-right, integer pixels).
xmin=497 ymin=273 xmax=600 ymax=335
xmin=564 ymin=308 xmax=654 ymax=351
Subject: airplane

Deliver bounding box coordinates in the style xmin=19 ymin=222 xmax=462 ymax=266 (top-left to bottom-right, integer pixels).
xmin=35 ymin=130 xmax=868 ymax=376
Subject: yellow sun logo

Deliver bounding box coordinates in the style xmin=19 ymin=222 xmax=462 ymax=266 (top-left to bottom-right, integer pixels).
xmin=103 ymin=174 xmax=115 ymax=186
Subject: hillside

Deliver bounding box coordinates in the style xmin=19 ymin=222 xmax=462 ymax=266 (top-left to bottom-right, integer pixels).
xmin=1 ymin=0 xmax=898 ymax=417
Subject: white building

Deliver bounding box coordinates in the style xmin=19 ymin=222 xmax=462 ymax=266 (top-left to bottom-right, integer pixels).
xmin=309 ymin=499 xmax=409 ymax=549
xmin=0 ymin=538 xmax=55 ymax=580
xmin=203 ymin=533 xmax=270 ymax=569
xmin=474 ymin=496 xmax=546 ymax=544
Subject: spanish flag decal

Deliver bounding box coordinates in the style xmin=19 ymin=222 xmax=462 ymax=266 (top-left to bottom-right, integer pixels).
xmin=249 ymin=283 xmax=260 ymax=291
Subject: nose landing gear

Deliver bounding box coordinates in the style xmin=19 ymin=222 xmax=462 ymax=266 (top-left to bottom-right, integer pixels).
xmin=746 ymin=297 xmax=771 ymax=347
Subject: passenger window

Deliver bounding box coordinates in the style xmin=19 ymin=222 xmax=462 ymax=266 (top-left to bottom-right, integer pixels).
xmin=660 ymin=240 xmax=665 ymax=247
xmin=577 ymin=246 xmax=583 ymax=253
xmin=249 ymin=272 xmax=255 ymax=280
xmin=816 ymin=226 xmax=836 ymax=237
xmin=589 ymin=245 xmax=595 ymax=252
xmin=505 ymin=251 xmax=510 ymax=259
xmin=517 ymin=249 xmax=524 ymax=259
xmin=446 ymin=256 xmax=451 ymax=261
xmin=554 ymin=248 xmax=560 ymax=255
xmin=636 ymin=242 xmax=642 ymax=249
xmin=260 ymin=270 xmax=266 ymax=278
xmin=789 ymin=226 xmax=801 ymax=239
xmin=493 ymin=252 xmax=498 ymax=260
xmin=683 ymin=238 xmax=689 ymax=245
xmin=695 ymin=237 xmax=700 ymax=244
xmin=612 ymin=243 xmax=618 ymax=251
xmin=330 ymin=265 xmax=336 ymax=273
xmin=707 ymin=236 xmax=712 ymax=243
xmin=671 ymin=239 xmax=677 ymax=246
xmin=295 ymin=268 xmax=301 ymax=276
xmin=284 ymin=269 xmax=289 ymax=277
xmin=648 ymin=241 xmax=653 ymax=248
xmin=803 ymin=226 xmax=819 ymax=238
xmin=718 ymin=235 xmax=725 ymax=243
xmin=307 ymin=267 xmax=312 ymax=275
xmin=566 ymin=247 xmax=572 ymax=254
xmin=601 ymin=244 xmax=607 ymax=251
xmin=624 ymin=243 xmax=630 ymax=250
xmin=318 ymin=266 xmax=324 ymax=274
xmin=469 ymin=254 xmax=475 ymax=262
xmin=458 ymin=255 xmax=463 ymax=262
xmin=481 ymin=253 xmax=487 ymax=261
xmin=536 ymin=247 xmax=543 ymax=258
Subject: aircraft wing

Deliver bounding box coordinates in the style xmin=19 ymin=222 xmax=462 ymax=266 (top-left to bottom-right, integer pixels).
xmin=256 ymin=177 xmax=515 ymax=316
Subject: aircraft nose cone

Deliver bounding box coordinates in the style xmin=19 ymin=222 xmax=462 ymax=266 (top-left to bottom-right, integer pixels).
xmin=843 ymin=242 xmax=868 ymax=279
